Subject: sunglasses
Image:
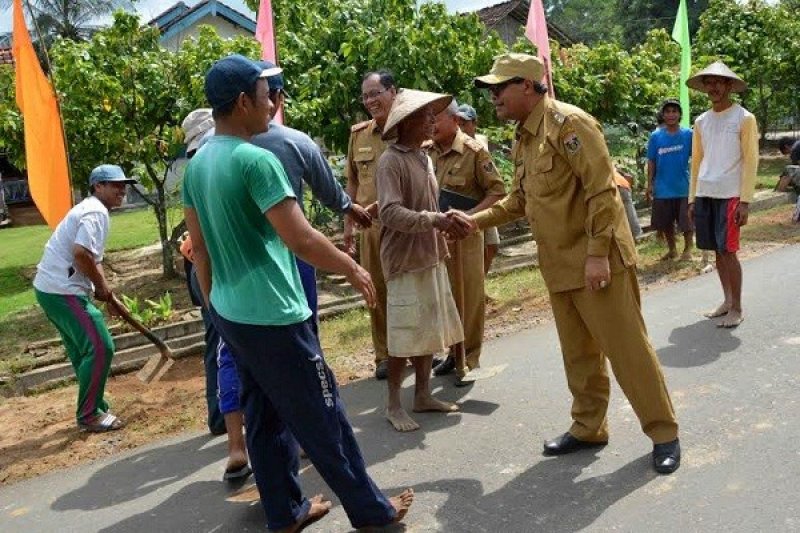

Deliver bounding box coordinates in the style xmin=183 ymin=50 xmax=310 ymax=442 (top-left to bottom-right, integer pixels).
xmin=487 ymin=78 xmax=525 ymax=97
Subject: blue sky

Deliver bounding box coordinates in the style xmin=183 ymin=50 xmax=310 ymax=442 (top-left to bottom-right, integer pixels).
xmin=0 ymin=0 xmax=503 ymax=34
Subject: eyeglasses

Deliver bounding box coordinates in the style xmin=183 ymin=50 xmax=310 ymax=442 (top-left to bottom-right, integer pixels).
xmin=361 ymin=88 xmax=389 ymax=102
xmin=487 ymin=78 xmax=525 ymax=97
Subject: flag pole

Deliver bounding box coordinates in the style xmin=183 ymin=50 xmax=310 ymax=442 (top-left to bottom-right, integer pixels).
xmin=22 ymin=0 xmax=74 ymax=201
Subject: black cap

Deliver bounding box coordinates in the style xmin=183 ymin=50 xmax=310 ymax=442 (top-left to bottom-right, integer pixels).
xmin=660 ymin=99 xmax=682 ymax=113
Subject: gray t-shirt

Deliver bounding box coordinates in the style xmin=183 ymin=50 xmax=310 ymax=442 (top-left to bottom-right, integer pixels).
xmin=790 ymin=140 xmax=800 ymax=165
xmin=33 ymin=196 xmax=109 ymax=296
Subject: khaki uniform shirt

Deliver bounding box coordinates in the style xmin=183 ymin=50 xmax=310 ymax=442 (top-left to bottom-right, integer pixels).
xmin=429 ymin=129 xmax=506 ymax=203
xmin=377 ymin=144 xmax=449 ymax=280
xmin=474 ymin=96 xmax=637 ymax=293
xmin=345 ymin=119 xmax=391 ymax=206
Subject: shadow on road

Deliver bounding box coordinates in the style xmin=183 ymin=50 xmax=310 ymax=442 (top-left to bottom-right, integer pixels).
xmin=397 ymin=452 xmax=654 ymax=532
xmin=658 ymin=318 xmax=741 ymax=368
xmin=51 ymin=434 xmax=225 ymax=511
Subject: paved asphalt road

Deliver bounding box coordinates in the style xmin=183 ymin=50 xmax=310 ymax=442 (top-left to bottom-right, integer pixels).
xmin=2 ymin=245 xmax=800 ymax=533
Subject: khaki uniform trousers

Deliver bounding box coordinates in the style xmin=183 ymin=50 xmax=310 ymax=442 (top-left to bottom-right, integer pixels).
xmin=359 ymin=223 xmax=388 ymax=363
xmin=445 ymin=231 xmax=485 ymax=373
xmin=548 ymin=268 xmax=678 ymax=445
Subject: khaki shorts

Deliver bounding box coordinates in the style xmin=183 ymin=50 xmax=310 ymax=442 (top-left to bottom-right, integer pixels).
xmin=386 ymin=262 xmax=464 ymax=357
xmin=483 ymin=226 xmax=500 ymax=246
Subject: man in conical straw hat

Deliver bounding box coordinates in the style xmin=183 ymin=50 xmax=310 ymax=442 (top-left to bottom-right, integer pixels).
xmin=376 ymin=88 xmax=467 ymax=432
xmin=686 ymin=61 xmax=759 ymax=328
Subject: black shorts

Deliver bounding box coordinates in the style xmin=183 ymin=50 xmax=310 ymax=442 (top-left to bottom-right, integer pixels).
xmin=694 ymin=197 xmax=740 ymax=253
xmin=651 ymin=198 xmax=692 ymax=232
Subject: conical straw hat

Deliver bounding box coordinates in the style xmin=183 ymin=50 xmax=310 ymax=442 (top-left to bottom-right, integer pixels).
xmin=382 ymin=89 xmax=453 ymax=140
xmin=686 ymin=61 xmax=747 ymax=93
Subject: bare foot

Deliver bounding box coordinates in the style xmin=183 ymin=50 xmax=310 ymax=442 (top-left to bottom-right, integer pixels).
xmin=704 ymin=303 xmax=730 ymax=318
xmin=413 ymin=395 xmax=459 ymax=413
xmin=679 ymin=250 xmax=693 ymax=261
xmin=718 ymin=309 xmax=744 ymax=328
xmin=660 ymin=250 xmax=678 ymax=261
xmin=389 ymin=488 xmax=415 ymax=524
xmin=276 ymin=494 xmax=331 ymax=533
xmin=386 ymin=407 xmax=420 ymax=432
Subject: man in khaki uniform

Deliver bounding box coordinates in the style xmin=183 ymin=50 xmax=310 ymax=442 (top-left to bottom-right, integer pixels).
xmin=345 ymin=70 xmax=397 ymax=379
xmin=450 ymin=53 xmax=681 ymax=474
xmin=429 ymin=101 xmax=505 ymax=376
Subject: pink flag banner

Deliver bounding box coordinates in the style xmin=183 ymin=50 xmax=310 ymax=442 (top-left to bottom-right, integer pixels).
xmin=524 ymin=0 xmax=555 ymax=98
xmin=255 ymin=0 xmax=283 ymax=123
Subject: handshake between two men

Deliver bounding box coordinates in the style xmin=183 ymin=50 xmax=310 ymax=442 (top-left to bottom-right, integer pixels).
xmin=431 ymin=210 xmax=477 ymax=240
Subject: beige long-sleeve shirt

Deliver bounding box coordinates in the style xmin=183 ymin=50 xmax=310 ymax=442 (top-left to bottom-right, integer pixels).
xmin=689 ymin=103 xmax=759 ymax=203
xmin=473 ymin=96 xmax=637 ymax=293
xmin=377 ymin=144 xmax=449 ymax=280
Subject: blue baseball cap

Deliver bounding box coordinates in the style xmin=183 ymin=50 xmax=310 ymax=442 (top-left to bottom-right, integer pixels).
xmin=89 ymin=164 xmax=136 ymax=186
xmin=255 ymin=60 xmax=285 ymax=93
xmin=204 ymin=54 xmax=283 ymax=110
xmin=455 ymin=103 xmax=477 ymax=122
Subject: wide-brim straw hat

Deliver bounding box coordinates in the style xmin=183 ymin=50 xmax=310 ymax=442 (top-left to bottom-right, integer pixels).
xmin=382 ymin=89 xmax=453 ymax=140
xmin=686 ymin=61 xmax=747 ymax=93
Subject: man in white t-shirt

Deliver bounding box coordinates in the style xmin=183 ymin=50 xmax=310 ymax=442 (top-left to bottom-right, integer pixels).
xmin=687 ymin=62 xmax=759 ymax=328
xmin=33 ymin=165 xmax=136 ymax=432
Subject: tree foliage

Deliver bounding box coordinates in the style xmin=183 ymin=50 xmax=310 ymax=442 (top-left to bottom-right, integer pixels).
xmin=616 ymin=0 xmax=709 ymax=48
xmin=245 ymin=0 xmax=506 ymax=151
xmin=47 ymin=12 xmax=260 ymax=276
xmin=694 ymin=0 xmax=800 ymax=137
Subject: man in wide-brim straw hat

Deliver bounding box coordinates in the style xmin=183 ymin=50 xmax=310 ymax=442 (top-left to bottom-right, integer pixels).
xmin=448 ymin=53 xmax=682 ymax=474
xmin=686 ymin=61 xmax=758 ymax=329
xmin=376 ymin=88 xmax=467 ymax=432
xmin=686 ymin=61 xmax=758 ymax=328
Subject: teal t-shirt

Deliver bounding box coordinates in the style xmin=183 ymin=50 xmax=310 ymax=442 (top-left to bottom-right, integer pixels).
xmin=182 ymin=135 xmax=311 ymax=326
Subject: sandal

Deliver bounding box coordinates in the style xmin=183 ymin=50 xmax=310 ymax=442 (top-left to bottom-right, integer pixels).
xmin=78 ymin=412 xmax=125 ymax=433
xmin=223 ymin=463 xmax=252 ymax=482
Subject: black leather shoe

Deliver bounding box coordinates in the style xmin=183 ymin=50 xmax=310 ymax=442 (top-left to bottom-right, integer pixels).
xmin=432 ymin=356 xmax=444 ymax=368
xmin=543 ymin=432 xmax=608 ymax=456
xmin=652 ymin=438 xmax=681 ymax=474
xmin=433 ymin=355 xmax=455 ymax=376
xmin=374 ymin=360 xmax=388 ymax=380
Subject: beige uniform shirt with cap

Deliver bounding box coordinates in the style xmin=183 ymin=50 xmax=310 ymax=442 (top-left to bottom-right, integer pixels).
xmin=473 ymin=96 xmax=637 ymax=293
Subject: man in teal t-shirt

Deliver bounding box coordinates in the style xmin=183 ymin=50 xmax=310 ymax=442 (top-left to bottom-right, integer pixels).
xmin=182 ymin=54 xmax=413 ymax=532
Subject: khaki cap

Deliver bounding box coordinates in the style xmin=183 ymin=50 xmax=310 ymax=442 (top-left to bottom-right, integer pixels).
xmin=382 ymin=89 xmax=453 ymax=140
xmin=686 ymin=61 xmax=747 ymax=93
xmin=475 ymin=53 xmax=544 ymax=88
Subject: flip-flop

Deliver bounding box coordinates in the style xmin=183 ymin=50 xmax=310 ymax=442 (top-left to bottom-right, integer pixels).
xmin=223 ymin=463 xmax=252 ymax=482
xmin=78 ymin=413 xmax=125 ymax=433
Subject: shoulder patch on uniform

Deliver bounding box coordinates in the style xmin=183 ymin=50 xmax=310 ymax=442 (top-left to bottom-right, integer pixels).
xmin=463 ymin=136 xmax=484 ymax=153
xmin=563 ymin=132 xmax=581 ymax=154
xmin=482 ymin=158 xmax=497 ymax=174
xmin=351 ymin=120 xmax=371 ymax=133
xmin=549 ymin=109 xmax=565 ymax=125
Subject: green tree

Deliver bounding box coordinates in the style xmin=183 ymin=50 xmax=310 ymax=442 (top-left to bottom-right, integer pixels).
xmin=0 ymin=66 xmax=24 ymax=170
xmin=616 ymin=0 xmax=709 ymax=48
xmin=544 ymin=0 xmax=622 ymax=44
xmin=694 ymin=0 xmax=798 ymax=139
xmin=50 ymin=13 xmax=260 ymax=276
xmin=245 ymin=0 xmax=506 ymax=151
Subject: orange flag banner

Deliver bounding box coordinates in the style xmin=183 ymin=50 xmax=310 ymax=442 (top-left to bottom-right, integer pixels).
xmin=12 ymin=0 xmax=71 ymax=228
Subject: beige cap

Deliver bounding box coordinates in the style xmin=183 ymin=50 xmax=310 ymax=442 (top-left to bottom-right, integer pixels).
xmin=382 ymin=89 xmax=453 ymax=140
xmin=475 ymin=53 xmax=544 ymax=88
xmin=686 ymin=61 xmax=747 ymax=93
xmin=182 ymin=108 xmax=214 ymax=155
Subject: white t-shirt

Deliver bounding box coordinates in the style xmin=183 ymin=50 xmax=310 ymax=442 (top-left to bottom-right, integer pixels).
xmin=33 ymin=196 xmax=110 ymax=296
xmin=691 ymin=103 xmax=759 ymax=201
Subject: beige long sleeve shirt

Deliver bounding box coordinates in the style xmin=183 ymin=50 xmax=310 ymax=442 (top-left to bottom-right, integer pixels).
xmin=473 ymin=96 xmax=637 ymax=293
